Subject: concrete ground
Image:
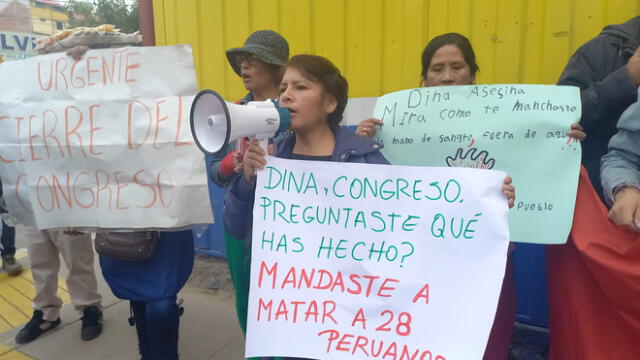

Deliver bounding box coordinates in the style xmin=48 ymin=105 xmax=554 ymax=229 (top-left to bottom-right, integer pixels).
xmin=0 ymin=227 xmax=245 ymax=360
xmin=1 ymin=228 xmax=549 ymax=360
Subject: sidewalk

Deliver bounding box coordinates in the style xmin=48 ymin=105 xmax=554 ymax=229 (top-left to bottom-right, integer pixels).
xmin=0 ymin=235 xmax=549 ymax=360
xmin=0 ymin=248 xmax=245 ymax=360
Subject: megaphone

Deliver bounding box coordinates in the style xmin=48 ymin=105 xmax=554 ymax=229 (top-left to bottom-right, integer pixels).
xmin=190 ymin=89 xmax=291 ymax=155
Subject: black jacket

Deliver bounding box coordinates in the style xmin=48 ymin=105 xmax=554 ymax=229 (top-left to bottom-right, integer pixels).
xmin=558 ymin=16 xmax=640 ymax=199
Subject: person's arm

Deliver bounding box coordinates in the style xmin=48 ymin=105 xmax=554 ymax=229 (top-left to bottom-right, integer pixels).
xmin=208 ymin=149 xmax=239 ymax=187
xmin=222 ymin=175 xmax=256 ymax=239
xmin=558 ymin=43 xmax=640 ymax=135
xmin=208 ymin=137 xmax=249 ymax=187
xmin=601 ymin=100 xmax=640 ymax=231
xmin=601 ymin=100 xmax=640 ymax=205
xmin=606 ymin=185 xmax=640 ymax=232
xmin=222 ymin=139 xmax=265 ymax=239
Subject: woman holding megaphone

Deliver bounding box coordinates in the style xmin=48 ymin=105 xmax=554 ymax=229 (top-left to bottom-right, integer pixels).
xmin=239 ymin=55 xmax=390 ymax=177
xmin=224 ymin=54 xmax=516 ymax=360
xmin=223 ymin=54 xmax=392 ymax=255
xmin=224 ymin=54 xmax=389 ymax=360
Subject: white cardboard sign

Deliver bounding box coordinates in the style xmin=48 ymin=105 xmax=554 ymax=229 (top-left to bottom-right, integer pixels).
xmin=246 ymin=156 xmax=510 ymax=360
xmin=0 ymin=45 xmax=212 ymax=229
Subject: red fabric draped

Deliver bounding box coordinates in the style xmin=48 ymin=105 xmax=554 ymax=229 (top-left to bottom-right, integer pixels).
xmin=547 ymin=166 xmax=640 ymax=359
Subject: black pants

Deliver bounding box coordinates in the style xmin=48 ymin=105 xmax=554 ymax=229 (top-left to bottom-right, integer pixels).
xmin=0 ymin=220 xmax=15 ymax=257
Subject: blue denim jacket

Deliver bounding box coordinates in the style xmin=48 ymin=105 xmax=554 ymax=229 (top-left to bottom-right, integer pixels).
xmin=601 ymin=88 xmax=640 ymax=206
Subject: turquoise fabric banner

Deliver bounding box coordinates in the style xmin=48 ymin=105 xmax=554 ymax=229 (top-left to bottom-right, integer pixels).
xmin=372 ymin=84 xmax=581 ymax=244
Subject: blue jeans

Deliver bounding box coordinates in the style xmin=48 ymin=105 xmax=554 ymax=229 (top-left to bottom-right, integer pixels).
xmin=131 ymin=297 xmax=180 ymax=360
xmin=0 ymin=220 xmax=15 ymax=257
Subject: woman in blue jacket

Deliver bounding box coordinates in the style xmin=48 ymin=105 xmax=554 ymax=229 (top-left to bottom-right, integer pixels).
xmin=99 ymin=231 xmax=193 ymax=360
xmin=225 ymin=54 xmax=516 ymax=360
xmin=224 ymin=54 xmax=390 ymax=242
xmin=224 ymin=55 xmax=388 ymax=360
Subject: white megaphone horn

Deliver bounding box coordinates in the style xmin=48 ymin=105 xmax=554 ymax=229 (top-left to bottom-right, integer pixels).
xmin=189 ymin=89 xmax=291 ymax=155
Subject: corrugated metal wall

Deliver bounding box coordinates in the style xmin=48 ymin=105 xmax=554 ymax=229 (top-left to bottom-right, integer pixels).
xmin=152 ymin=0 xmax=640 ymax=100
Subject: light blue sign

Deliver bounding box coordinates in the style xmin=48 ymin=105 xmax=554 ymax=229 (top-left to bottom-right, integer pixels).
xmin=372 ymin=84 xmax=581 ymax=244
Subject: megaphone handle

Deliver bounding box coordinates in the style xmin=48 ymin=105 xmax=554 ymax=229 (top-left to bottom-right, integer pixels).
xmin=257 ymin=138 xmax=269 ymax=154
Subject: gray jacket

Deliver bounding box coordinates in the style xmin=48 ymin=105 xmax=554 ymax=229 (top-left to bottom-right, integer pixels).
xmin=601 ymin=88 xmax=640 ymax=206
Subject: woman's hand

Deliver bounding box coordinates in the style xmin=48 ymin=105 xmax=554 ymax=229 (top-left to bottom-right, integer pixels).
xmin=608 ymin=187 xmax=640 ymax=232
xmin=232 ymin=151 xmax=244 ymax=173
xmin=502 ymin=176 xmax=515 ymax=209
xmin=567 ymin=123 xmax=587 ymax=141
xmin=243 ymin=139 xmax=267 ymax=182
xmin=356 ymin=118 xmax=383 ymax=138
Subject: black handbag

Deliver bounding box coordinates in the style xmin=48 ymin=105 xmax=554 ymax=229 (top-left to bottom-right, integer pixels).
xmin=94 ymin=231 xmax=159 ymax=261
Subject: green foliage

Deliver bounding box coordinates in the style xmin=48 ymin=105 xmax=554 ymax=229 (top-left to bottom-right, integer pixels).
xmin=66 ymin=0 xmax=139 ymax=34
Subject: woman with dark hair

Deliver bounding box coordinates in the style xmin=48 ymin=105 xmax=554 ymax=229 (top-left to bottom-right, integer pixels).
xmin=225 ymin=53 xmax=516 ymax=360
xmin=357 ymin=32 xmax=584 ymax=138
xmin=225 ymin=54 xmax=385 ymax=360
xmin=356 ymin=32 xmax=575 ymax=360
xmin=423 ymin=34 xmax=516 ymax=359
xmin=357 ymin=32 xmax=480 ymax=137
xmin=420 ymin=32 xmax=479 ymax=86
xmin=224 ymin=53 xmax=389 ymax=257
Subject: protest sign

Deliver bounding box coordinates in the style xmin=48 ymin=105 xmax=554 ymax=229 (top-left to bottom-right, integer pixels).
xmin=372 ymin=85 xmax=581 ymax=244
xmin=246 ymin=156 xmax=510 ymax=360
xmin=0 ymin=45 xmax=213 ymax=229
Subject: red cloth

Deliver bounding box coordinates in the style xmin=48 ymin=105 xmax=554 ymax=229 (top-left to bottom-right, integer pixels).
xmin=219 ymin=151 xmax=237 ymax=178
xmin=219 ymin=138 xmax=251 ymax=178
xmin=547 ymin=166 xmax=640 ymax=360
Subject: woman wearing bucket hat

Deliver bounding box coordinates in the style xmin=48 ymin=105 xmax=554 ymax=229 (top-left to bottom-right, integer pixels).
xmin=226 ymin=30 xmax=289 ymax=104
xmin=206 ymin=30 xmax=289 ymax=342
xmin=209 ymin=30 xmax=289 ymax=188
